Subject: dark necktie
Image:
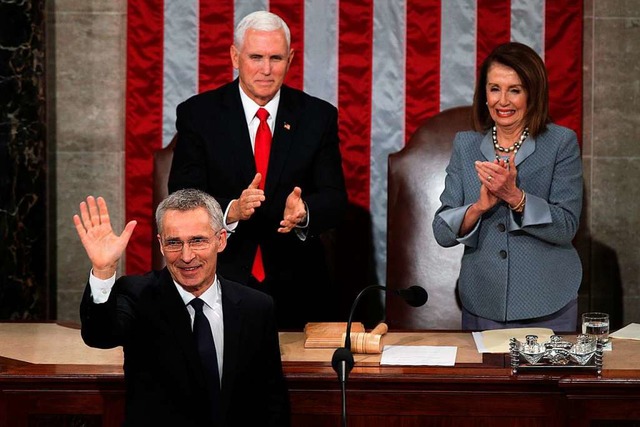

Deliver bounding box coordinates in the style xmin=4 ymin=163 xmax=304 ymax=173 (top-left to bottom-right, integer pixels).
xmin=252 ymin=108 xmax=271 ymax=282
xmin=190 ymin=298 xmax=220 ymax=421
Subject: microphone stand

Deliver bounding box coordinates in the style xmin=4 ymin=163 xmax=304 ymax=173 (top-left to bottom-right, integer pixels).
xmin=332 ymin=285 xmax=386 ymax=427
xmin=331 ymin=284 xmax=428 ymax=426
xmin=344 ymin=285 xmax=387 ymax=351
xmin=331 ymin=347 xmax=353 ymax=427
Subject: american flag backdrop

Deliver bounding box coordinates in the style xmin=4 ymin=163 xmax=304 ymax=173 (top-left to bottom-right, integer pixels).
xmin=125 ymin=0 xmax=583 ymax=280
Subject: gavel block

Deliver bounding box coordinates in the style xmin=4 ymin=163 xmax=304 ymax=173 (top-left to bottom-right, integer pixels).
xmin=341 ymin=323 xmax=388 ymax=354
xmin=303 ymin=322 xmax=388 ymax=354
xmin=304 ymin=322 xmax=365 ymax=348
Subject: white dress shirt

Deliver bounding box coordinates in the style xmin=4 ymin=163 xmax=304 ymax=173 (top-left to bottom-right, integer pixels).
xmin=239 ymin=85 xmax=280 ymax=151
xmin=222 ymin=87 xmax=280 ymax=232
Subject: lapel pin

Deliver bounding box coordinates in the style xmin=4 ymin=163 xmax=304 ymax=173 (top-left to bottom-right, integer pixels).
xmin=284 ymin=122 xmax=291 ymax=130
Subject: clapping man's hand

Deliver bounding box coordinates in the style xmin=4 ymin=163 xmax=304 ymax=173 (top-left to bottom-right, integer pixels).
xmin=278 ymin=187 xmax=307 ymax=233
xmin=227 ymin=173 xmax=266 ymax=223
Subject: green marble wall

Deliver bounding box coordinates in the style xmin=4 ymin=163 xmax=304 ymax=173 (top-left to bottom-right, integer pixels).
xmin=0 ymin=0 xmax=51 ymax=319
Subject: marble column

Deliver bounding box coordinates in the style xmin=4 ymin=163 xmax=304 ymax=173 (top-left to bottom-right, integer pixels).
xmin=0 ymin=0 xmax=50 ymax=319
xmin=581 ymin=0 xmax=640 ymax=328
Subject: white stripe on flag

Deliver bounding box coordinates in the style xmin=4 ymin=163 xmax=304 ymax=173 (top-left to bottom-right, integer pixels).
xmin=233 ymin=0 xmax=268 ymax=80
xmin=370 ymin=0 xmax=406 ymax=285
xmin=304 ymin=0 xmax=338 ymax=107
xmin=235 ymin=0 xmax=268 ymax=26
xmin=156 ymin=0 xmax=556 ymax=288
xmin=163 ymin=0 xmax=199 ymax=148
xmin=511 ymin=0 xmax=545 ymax=59
xmin=440 ymin=0 xmax=476 ymax=111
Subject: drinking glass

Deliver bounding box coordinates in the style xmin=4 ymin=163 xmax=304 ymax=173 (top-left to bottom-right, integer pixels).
xmin=581 ymin=312 xmax=609 ymax=344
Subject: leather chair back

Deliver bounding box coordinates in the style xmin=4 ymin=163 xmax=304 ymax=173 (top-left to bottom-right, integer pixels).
xmin=386 ymin=106 xmax=472 ymax=329
xmin=151 ymin=136 xmax=177 ymax=270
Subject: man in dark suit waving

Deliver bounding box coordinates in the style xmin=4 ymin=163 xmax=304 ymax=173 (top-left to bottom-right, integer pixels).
xmin=75 ymin=190 xmax=290 ymax=427
xmin=168 ymin=11 xmax=347 ymax=329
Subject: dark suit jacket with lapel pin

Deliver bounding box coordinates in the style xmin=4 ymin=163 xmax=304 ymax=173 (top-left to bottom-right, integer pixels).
xmin=80 ymin=268 xmax=290 ymax=427
xmin=168 ymin=80 xmax=348 ymax=329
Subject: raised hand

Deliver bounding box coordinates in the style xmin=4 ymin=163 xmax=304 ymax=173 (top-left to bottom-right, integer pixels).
xmin=73 ymin=196 xmax=137 ymax=279
xmin=278 ymin=187 xmax=307 ymax=233
xmin=227 ymin=173 xmax=266 ymax=223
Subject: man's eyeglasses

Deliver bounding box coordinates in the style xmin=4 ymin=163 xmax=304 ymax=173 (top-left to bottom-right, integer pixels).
xmin=162 ymin=237 xmax=213 ymax=252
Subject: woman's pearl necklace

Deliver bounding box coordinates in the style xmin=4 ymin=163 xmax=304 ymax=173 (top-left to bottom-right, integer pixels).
xmin=492 ymin=126 xmax=529 ymax=153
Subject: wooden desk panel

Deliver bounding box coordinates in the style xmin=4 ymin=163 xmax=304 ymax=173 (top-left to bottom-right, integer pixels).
xmin=1 ymin=325 xmax=639 ymax=427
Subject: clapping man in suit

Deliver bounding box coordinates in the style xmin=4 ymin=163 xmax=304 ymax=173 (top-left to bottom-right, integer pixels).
xmin=75 ymin=189 xmax=290 ymax=427
xmin=168 ymin=11 xmax=348 ymax=329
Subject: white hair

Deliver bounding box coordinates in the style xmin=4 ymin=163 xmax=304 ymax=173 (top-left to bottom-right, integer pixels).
xmin=234 ymin=11 xmax=291 ymax=50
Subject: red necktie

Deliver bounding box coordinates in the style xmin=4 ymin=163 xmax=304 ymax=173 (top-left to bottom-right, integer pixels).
xmin=252 ymin=108 xmax=271 ymax=282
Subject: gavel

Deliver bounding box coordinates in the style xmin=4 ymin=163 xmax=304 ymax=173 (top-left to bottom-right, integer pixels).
xmin=341 ymin=322 xmax=388 ymax=354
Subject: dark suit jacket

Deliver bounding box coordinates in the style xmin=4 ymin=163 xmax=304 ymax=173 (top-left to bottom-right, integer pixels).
xmin=80 ymin=269 xmax=290 ymax=427
xmin=168 ymin=80 xmax=347 ymax=327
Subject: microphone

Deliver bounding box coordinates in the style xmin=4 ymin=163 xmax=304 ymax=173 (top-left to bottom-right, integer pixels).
xmin=331 ymin=284 xmax=428 ymax=427
xmin=395 ymin=285 xmax=429 ymax=308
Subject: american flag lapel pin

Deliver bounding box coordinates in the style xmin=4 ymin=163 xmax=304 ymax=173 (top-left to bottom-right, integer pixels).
xmin=284 ymin=122 xmax=291 ymax=130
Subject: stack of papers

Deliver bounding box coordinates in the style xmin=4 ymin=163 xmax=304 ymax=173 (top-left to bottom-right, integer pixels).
xmin=472 ymin=328 xmax=554 ymax=353
xmin=380 ymin=345 xmax=457 ymax=366
xmin=610 ymin=323 xmax=640 ymax=340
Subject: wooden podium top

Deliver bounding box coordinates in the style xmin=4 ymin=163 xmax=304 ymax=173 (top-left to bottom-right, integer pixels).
xmin=1 ymin=323 xmax=639 ymax=371
xmin=0 ymin=323 xmax=123 ymax=365
xmin=280 ymin=331 xmax=483 ymax=364
xmin=2 ymin=326 xmax=639 ymax=427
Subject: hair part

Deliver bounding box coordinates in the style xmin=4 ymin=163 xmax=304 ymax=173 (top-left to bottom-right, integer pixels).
xmin=234 ymin=10 xmax=291 ymax=51
xmin=156 ymin=189 xmax=224 ymax=235
xmin=472 ymin=42 xmax=550 ymax=137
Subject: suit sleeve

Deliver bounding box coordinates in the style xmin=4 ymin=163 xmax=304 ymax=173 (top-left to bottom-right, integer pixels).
xmin=80 ymin=279 xmax=136 ymax=349
xmin=508 ymin=129 xmax=583 ymax=245
xmin=169 ymin=101 xmax=234 ymax=211
xmin=262 ymin=300 xmax=291 ymax=427
xmin=302 ymin=105 xmax=348 ymax=236
xmin=432 ymin=133 xmax=477 ymax=248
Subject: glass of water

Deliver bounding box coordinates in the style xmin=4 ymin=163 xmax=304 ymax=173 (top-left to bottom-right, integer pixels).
xmin=581 ymin=312 xmax=609 ymax=344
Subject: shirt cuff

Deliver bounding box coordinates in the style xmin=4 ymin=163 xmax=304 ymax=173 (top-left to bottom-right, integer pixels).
xmin=295 ymin=201 xmax=310 ymax=228
xmin=223 ymin=200 xmax=239 ymax=233
xmin=294 ymin=201 xmax=309 ymax=241
xmin=89 ymin=270 xmax=116 ymax=304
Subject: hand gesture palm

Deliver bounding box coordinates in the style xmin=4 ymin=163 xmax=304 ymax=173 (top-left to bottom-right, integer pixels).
xmin=73 ymin=196 xmax=137 ymax=278
xmin=278 ymin=187 xmax=306 ymax=233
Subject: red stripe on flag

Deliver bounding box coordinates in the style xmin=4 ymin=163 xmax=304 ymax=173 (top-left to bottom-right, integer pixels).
xmin=405 ymin=0 xmax=441 ymax=140
xmin=476 ymin=0 xmax=510 ymax=69
xmin=338 ymin=0 xmax=374 ymax=210
xmin=545 ymin=0 xmax=583 ymax=143
xmin=270 ymin=0 xmax=304 ymax=90
xmin=125 ymin=0 xmax=164 ymax=274
xmin=199 ymin=0 xmax=234 ymax=92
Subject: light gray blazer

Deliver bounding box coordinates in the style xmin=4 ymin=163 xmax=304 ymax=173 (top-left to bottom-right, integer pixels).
xmin=432 ymin=123 xmax=583 ymax=322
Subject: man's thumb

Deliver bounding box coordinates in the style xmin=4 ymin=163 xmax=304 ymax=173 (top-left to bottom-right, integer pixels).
xmin=249 ymin=173 xmax=262 ymax=189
